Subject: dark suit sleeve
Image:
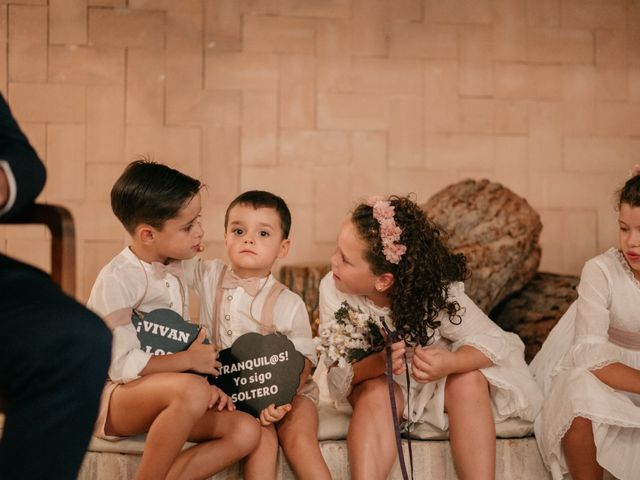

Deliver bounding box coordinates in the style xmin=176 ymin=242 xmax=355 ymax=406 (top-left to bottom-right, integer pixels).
xmin=0 ymin=94 xmax=46 ymax=221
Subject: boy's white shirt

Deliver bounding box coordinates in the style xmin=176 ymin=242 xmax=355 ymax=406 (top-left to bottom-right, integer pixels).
xmin=87 ymin=246 xmax=188 ymax=383
xmin=184 ymin=257 xmax=317 ymax=365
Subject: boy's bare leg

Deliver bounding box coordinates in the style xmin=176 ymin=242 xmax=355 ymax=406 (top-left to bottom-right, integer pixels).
xmin=347 ymin=376 xmax=404 ymax=480
xmin=166 ymin=409 xmax=260 ymax=480
xmin=561 ymin=417 xmax=603 ymax=480
xmin=107 ymin=373 xmax=212 ymax=480
xmin=243 ymin=423 xmax=279 ymax=480
xmin=277 ymin=395 xmax=331 ymax=480
xmin=445 ymin=371 xmax=496 ymax=480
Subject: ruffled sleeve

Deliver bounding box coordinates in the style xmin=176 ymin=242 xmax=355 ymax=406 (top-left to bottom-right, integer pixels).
xmin=558 ymin=258 xmax=623 ymax=371
xmin=318 ymin=273 xmax=355 ymax=401
xmin=439 ymin=282 xmax=515 ymax=365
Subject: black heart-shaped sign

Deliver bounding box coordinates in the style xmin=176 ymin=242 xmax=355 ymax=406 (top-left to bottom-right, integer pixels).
xmin=209 ymin=332 xmax=305 ymax=417
xmin=132 ymin=308 xmax=207 ymax=355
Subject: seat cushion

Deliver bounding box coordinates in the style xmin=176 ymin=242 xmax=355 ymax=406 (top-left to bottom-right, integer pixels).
xmin=316 ymin=399 xmax=533 ymax=441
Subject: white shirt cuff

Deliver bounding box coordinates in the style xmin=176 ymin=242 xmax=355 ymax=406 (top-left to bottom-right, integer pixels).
xmin=0 ymin=160 xmax=18 ymax=218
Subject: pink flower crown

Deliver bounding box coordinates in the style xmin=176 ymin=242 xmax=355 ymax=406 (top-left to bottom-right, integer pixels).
xmin=366 ymin=196 xmax=407 ymax=264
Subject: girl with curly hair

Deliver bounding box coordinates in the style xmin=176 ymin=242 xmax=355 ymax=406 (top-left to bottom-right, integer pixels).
xmin=316 ymin=195 xmax=541 ymax=480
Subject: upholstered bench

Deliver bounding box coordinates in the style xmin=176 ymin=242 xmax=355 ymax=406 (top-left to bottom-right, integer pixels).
xmin=77 ymin=401 xmax=548 ymax=480
xmin=75 ymin=365 xmax=550 ymax=480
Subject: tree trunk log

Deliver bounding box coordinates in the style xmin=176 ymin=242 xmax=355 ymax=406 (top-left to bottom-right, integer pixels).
xmin=490 ymin=272 xmax=579 ymax=362
xmin=423 ymin=179 xmax=542 ymax=313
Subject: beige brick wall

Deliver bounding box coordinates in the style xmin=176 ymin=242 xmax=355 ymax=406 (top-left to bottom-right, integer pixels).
xmin=1 ymin=0 xmax=639 ymax=302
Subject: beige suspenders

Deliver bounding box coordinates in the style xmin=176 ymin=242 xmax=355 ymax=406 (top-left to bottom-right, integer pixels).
xmin=259 ymin=281 xmax=286 ymax=332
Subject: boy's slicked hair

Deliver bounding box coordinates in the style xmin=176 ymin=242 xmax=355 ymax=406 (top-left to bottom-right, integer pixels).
xmin=225 ymin=190 xmax=292 ymax=238
xmin=111 ymin=159 xmax=202 ymax=234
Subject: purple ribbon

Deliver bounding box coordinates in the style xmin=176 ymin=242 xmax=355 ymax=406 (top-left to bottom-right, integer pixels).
xmin=380 ymin=316 xmax=414 ymax=480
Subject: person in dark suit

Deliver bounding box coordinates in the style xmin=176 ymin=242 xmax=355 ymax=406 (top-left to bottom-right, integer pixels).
xmin=0 ymin=94 xmax=112 ymax=479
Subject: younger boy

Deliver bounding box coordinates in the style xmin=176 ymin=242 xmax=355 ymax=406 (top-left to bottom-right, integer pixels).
xmin=88 ymin=160 xmax=260 ymax=479
xmin=186 ymin=190 xmax=331 ymax=480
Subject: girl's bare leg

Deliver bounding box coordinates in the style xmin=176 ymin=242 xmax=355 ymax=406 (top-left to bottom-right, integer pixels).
xmin=277 ymin=395 xmax=331 ymax=480
xmin=445 ymin=370 xmax=495 ymax=480
xmin=561 ymin=416 xmax=603 ymax=480
xmin=243 ymin=423 xmax=279 ymax=480
xmin=165 ymin=408 xmax=260 ymax=480
xmin=107 ymin=373 xmax=212 ymax=480
xmin=347 ymin=375 xmax=404 ymax=480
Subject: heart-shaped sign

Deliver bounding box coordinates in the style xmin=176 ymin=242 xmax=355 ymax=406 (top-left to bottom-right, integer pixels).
xmin=132 ymin=308 xmax=206 ymax=355
xmin=209 ymin=332 xmax=305 ymax=417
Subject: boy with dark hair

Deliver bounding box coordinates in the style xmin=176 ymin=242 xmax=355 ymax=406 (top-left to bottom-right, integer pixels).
xmin=111 ymin=159 xmax=204 ymax=234
xmin=88 ymin=161 xmax=260 ymax=479
xmin=186 ymin=190 xmax=331 ymax=480
xmin=224 ymin=189 xmax=292 ymax=238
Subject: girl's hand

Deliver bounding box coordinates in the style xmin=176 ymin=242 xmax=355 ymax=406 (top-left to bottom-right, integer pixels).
xmin=390 ymin=340 xmax=407 ymax=375
xmin=259 ymin=403 xmax=291 ymax=426
xmin=187 ymin=329 xmax=221 ymax=375
xmin=411 ymin=347 xmax=455 ymax=383
xmin=209 ymin=386 xmax=235 ymax=411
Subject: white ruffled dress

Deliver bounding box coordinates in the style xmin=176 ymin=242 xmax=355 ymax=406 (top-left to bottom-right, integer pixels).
xmin=530 ymin=248 xmax=640 ymax=480
xmin=316 ymin=273 xmax=542 ymax=432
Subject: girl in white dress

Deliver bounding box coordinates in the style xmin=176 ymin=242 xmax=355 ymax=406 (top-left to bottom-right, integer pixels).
xmin=317 ymin=195 xmax=542 ymax=480
xmin=530 ymin=167 xmax=640 ymax=480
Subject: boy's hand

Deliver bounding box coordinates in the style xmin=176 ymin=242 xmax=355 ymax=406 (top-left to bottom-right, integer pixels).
xmin=259 ymin=403 xmax=291 ymax=426
xmin=411 ymin=347 xmax=454 ymax=383
xmin=187 ymin=329 xmax=221 ymax=375
xmin=209 ymin=385 xmax=235 ymax=411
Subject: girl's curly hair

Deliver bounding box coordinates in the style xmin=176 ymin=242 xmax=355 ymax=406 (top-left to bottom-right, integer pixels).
xmin=352 ymin=195 xmax=467 ymax=346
